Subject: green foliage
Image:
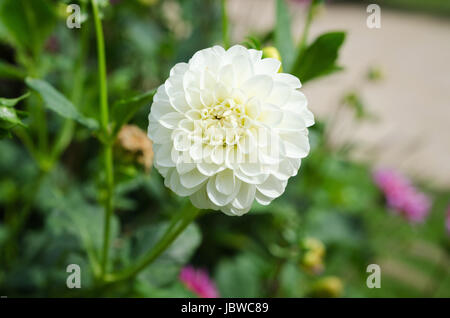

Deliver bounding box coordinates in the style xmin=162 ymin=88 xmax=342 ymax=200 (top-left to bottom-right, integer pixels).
xmin=111 ymin=89 xmax=156 ymax=136
xmin=292 ymin=32 xmax=346 ymax=83
xmin=0 ymin=0 xmax=448 ymax=299
xmin=0 ymin=93 xmax=29 ymax=137
xmin=0 ymin=0 xmax=56 ymax=54
xmin=275 ymin=0 xmax=295 ymax=71
xmin=0 ymin=61 xmax=26 ymax=80
xmin=130 ymin=223 xmax=201 ymax=288
xmin=25 ymin=78 xmax=99 ymax=130
xmin=216 ymin=253 xmax=263 ymax=297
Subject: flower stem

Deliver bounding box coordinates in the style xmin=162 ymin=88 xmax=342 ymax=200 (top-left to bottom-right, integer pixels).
xmin=221 ymin=0 xmax=230 ymax=49
xmin=291 ymin=0 xmax=318 ymax=73
xmin=92 ymin=0 xmax=109 ymax=131
xmin=104 ymin=202 xmax=200 ymax=283
xmin=91 ymin=0 xmax=114 ymax=279
xmin=298 ymin=0 xmax=315 ymax=55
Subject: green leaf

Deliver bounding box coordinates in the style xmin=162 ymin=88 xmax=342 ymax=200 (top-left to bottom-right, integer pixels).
xmin=292 ymin=31 xmax=346 ymax=83
xmin=111 ymin=89 xmax=156 ymax=135
xmin=126 ymin=222 xmax=201 ymax=288
xmin=215 ymin=253 xmax=263 ymax=297
xmin=0 ymin=92 xmax=29 ymax=107
xmin=0 ymin=60 xmax=26 ymax=80
xmin=275 ymin=0 xmax=295 ymax=71
xmin=0 ymin=0 xmax=56 ymax=53
xmin=26 ymin=78 xmax=99 ymax=130
xmin=0 ymin=106 xmax=24 ymax=128
xmin=0 ymin=94 xmax=28 ymax=133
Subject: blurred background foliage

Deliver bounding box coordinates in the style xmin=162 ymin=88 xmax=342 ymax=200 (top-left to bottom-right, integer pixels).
xmin=0 ymin=0 xmax=449 ymax=297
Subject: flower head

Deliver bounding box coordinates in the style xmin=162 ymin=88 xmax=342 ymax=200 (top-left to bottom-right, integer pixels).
xmin=373 ymin=168 xmax=431 ymax=223
xmin=148 ymin=45 xmax=314 ymax=215
xmin=179 ymin=266 xmax=219 ymax=298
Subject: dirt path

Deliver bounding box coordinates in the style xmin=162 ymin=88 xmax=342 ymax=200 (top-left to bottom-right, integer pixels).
xmin=228 ymin=1 xmax=450 ymax=189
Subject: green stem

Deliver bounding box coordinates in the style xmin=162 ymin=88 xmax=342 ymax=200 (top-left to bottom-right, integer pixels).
xmin=51 ymin=1 xmax=89 ymax=163
xmin=91 ymin=0 xmax=114 ymax=278
xmin=221 ymin=0 xmax=230 ymax=49
xmin=299 ymin=1 xmax=315 ymax=51
xmin=104 ymin=203 xmax=200 ymax=283
xmin=291 ymin=0 xmax=317 ymax=73
xmin=92 ymin=0 xmax=109 ymax=131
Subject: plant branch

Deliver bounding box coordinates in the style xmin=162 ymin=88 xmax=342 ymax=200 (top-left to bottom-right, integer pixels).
xmin=104 ymin=202 xmax=200 ymax=283
xmin=91 ymin=0 xmax=114 ymax=279
xmin=291 ymin=0 xmax=318 ymax=74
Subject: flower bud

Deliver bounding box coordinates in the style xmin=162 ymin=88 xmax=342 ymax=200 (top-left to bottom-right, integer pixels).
xmin=299 ymin=237 xmax=325 ymax=274
xmin=310 ymin=276 xmax=343 ymax=298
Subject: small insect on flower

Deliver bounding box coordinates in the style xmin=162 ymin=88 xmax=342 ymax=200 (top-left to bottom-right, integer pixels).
xmin=148 ymin=45 xmax=314 ymax=215
xmin=179 ymin=266 xmax=219 ymax=298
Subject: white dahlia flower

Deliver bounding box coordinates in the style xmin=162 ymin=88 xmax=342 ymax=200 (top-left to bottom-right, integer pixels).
xmin=148 ymin=45 xmax=314 ymax=216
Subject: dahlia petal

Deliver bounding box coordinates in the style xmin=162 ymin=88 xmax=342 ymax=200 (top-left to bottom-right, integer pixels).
xmin=218 ymin=64 xmax=236 ymax=88
xmin=282 ymin=132 xmax=310 ymax=158
xmin=255 ymin=58 xmax=281 ymax=75
xmin=266 ymin=82 xmax=291 ymax=107
xmin=274 ymin=73 xmax=302 ymax=89
xmin=215 ymin=169 xmax=236 ymax=195
xmin=170 ymin=62 xmax=189 ymax=77
xmin=256 ymin=175 xmax=286 ymax=199
xmin=158 ymin=112 xmax=185 ymax=129
xmin=232 ymin=183 xmax=256 ymax=210
xmin=180 ymin=168 xmax=208 ymax=189
xmin=169 ymin=92 xmax=191 ymax=113
xmin=232 ymin=54 xmax=253 ymax=86
xmin=207 ymin=176 xmax=235 ymax=206
xmin=241 ymin=74 xmax=273 ymax=99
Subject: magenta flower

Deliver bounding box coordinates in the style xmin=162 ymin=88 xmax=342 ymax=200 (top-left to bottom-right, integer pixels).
xmin=179 ymin=266 xmax=219 ymax=298
xmin=373 ymin=168 xmax=431 ymax=223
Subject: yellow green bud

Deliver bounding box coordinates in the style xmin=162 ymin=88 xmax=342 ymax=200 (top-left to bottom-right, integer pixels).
xmin=311 ymin=276 xmax=343 ymax=298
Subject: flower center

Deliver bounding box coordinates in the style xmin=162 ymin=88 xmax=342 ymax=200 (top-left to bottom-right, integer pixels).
xmin=199 ymin=98 xmax=250 ymax=147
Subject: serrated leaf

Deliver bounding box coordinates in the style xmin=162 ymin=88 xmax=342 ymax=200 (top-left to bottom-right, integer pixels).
xmin=26 ymin=78 xmax=99 ymax=130
xmin=292 ymin=31 xmax=346 ymax=83
xmin=111 ymin=89 xmax=156 ymax=135
xmin=275 ymin=0 xmax=295 ymax=71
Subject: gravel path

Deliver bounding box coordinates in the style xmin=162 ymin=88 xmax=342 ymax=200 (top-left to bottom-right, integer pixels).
xmin=229 ymin=1 xmax=450 ymax=188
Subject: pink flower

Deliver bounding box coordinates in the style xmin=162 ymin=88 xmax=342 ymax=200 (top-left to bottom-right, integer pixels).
xmin=179 ymin=266 xmax=219 ymax=298
xmin=373 ymin=168 xmax=431 ymax=223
